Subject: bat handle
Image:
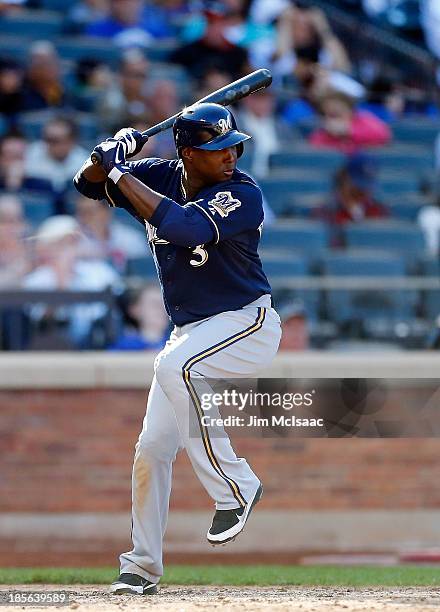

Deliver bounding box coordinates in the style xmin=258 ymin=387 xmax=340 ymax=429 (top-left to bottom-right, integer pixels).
xmin=91 ymin=150 xmax=103 ymax=166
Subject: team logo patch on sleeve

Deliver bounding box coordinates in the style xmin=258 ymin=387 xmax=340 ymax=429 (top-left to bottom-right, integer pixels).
xmin=208 ymin=192 xmax=241 ymax=218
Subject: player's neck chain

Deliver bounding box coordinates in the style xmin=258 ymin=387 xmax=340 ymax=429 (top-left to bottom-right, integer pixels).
xmin=180 ymin=167 xmax=205 ymax=202
xmin=180 ymin=171 xmax=187 ymax=201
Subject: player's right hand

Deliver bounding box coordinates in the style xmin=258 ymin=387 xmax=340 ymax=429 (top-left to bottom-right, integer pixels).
xmin=91 ymin=139 xmax=130 ymax=184
xmin=113 ymin=127 xmax=147 ymax=159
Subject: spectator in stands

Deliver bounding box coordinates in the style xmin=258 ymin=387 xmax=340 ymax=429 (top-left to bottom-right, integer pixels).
xmin=0 ymin=57 xmax=24 ymax=118
xmin=148 ymin=78 xmax=179 ymax=126
xmin=67 ymin=0 xmax=109 ymax=34
xmin=281 ymin=46 xmax=365 ymax=127
xmin=278 ymin=300 xmax=309 ymax=351
xmin=309 ymin=91 xmax=391 ymax=154
xmin=364 ymin=0 xmax=423 ymax=42
xmin=99 ymin=48 xmax=151 ymax=133
xmin=196 ymin=0 xmax=275 ymax=70
xmin=24 ymin=116 xmax=88 ymax=195
xmin=359 ymin=75 xmax=405 ymax=124
xmin=72 ymin=58 xmax=113 ymax=113
xmin=434 ymin=131 xmax=440 ymax=175
xmin=23 ymin=215 xmax=121 ymax=348
xmin=85 ymin=0 xmax=187 ymax=47
xmin=361 ymin=0 xmax=387 ymax=20
xmin=21 ymin=41 xmax=68 ymax=112
xmin=108 ymin=282 xmax=170 ymax=350
xmin=0 ymin=194 xmax=31 ymax=288
xmin=421 ymin=0 xmax=440 ymax=66
xmin=417 ymin=194 xmax=440 ymax=257
xmin=86 ymin=0 xmax=152 ymax=47
xmin=249 ymin=0 xmax=289 ymax=25
xmin=313 ymin=154 xmax=389 ymax=246
xmin=242 ymin=0 xmax=308 ymax=71
xmin=0 ymin=0 xmax=25 ymax=14
xmin=239 ymin=89 xmax=280 ymax=177
xmin=273 ymin=3 xmax=350 ymax=78
xmin=0 ymin=132 xmax=27 ymax=191
xmin=139 ymin=79 xmax=180 ymax=159
xmin=195 ymin=66 xmax=230 ymax=100
xmin=427 ymin=314 xmax=440 ymax=349
xmin=281 ymin=45 xmax=322 ymax=125
xmin=170 ymin=1 xmax=250 ymax=80
xmin=142 ymin=0 xmax=192 ymax=40
xmin=74 ymin=194 xmax=147 ymax=272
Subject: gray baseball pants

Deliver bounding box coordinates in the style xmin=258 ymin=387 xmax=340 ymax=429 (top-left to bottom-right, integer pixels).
xmin=119 ymin=294 xmax=281 ymax=583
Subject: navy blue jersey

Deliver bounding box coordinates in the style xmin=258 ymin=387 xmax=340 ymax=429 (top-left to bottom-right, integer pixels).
xmin=76 ymin=158 xmax=271 ymax=326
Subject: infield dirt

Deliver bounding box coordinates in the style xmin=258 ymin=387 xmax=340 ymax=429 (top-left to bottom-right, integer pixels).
xmin=1 ymin=585 xmax=440 ymax=611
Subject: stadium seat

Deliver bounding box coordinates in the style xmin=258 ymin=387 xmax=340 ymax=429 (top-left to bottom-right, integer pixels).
xmin=39 ymin=0 xmax=66 ymax=11
xmin=420 ymin=256 xmax=440 ymax=320
xmin=260 ymin=221 xmax=329 ymax=255
xmin=388 ymin=202 xmax=423 ymax=221
xmin=22 ymin=177 xmax=55 ymax=195
xmin=321 ymin=249 xmax=417 ymax=325
xmin=55 ymin=37 xmax=175 ymax=66
xmin=391 ymin=120 xmax=440 ymax=146
xmin=260 ymin=177 xmax=331 ymax=214
xmin=343 ymin=220 xmax=425 ymax=255
xmin=261 ymin=252 xmax=307 ymax=279
xmin=0 ymin=35 xmax=31 ymax=61
xmin=75 ymin=113 xmax=99 ymax=143
xmin=260 ymin=251 xmax=320 ymax=320
xmin=149 ymin=62 xmax=189 ymax=84
xmin=112 ymin=208 xmax=146 ymax=233
xmin=72 ymin=91 xmax=99 ymax=114
xmin=0 ymin=10 xmax=63 ymax=38
xmin=368 ymin=147 xmax=434 ymax=172
xmin=286 ymin=195 xmax=322 ymax=218
xmin=126 ymin=256 xmax=157 ymax=279
xmin=16 ymin=112 xmax=48 ymax=140
xmin=269 ymin=148 xmax=344 ymax=172
xmin=17 ymin=111 xmax=98 ymax=143
xmin=288 ymin=197 xmax=425 ymax=222
xmin=20 ymin=191 xmax=55 ymax=225
xmin=269 ymin=146 xmax=433 ymax=177
xmin=145 ymin=41 xmax=178 ymax=62
xmin=0 ymin=115 xmax=8 ymax=138
xmin=420 ymin=256 xmax=440 ymax=276
xmin=55 ymin=37 xmax=121 ymax=66
xmin=378 ymin=176 xmax=420 ymax=194
xmin=294 ymin=118 xmax=319 ymax=139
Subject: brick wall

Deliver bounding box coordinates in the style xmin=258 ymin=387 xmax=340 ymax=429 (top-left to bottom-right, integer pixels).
xmin=1 ymin=389 xmax=439 ymax=512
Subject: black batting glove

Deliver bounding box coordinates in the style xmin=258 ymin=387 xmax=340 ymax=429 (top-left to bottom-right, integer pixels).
xmin=92 ymin=140 xmax=131 ymax=184
xmin=113 ymin=127 xmax=147 ymax=159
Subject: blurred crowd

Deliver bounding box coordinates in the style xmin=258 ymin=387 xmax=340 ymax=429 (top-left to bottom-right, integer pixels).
xmin=0 ymin=0 xmax=440 ymax=350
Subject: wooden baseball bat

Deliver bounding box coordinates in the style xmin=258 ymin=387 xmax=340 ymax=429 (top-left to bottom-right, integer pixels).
xmin=91 ymin=68 xmax=272 ymax=166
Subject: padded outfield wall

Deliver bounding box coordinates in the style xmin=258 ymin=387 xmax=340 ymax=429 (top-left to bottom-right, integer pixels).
xmin=0 ymin=352 xmax=439 ymax=566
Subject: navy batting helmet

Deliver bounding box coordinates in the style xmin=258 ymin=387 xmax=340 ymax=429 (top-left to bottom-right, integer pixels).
xmin=173 ymin=103 xmax=251 ymax=158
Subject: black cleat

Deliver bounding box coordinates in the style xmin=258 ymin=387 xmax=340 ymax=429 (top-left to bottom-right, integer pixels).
xmin=207 ymin=482 xmax=263 ymax=546
xmin=110 ymin=573 xmax=158 ymax=595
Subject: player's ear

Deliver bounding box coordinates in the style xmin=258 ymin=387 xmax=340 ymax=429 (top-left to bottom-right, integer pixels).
xmin=181 ymin=146 xmax=193 ymax=162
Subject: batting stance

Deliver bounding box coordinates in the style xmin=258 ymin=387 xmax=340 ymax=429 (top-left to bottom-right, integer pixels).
xmin=74 ymin=103 xmax=281 ymax=595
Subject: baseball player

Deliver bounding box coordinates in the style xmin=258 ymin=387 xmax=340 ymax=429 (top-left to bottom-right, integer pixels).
xmin=73 ymin=103 xmax=281 ymax=595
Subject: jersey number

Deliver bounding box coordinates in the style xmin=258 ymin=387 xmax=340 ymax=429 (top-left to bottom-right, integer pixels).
xmin=190 ymin=245 xmax=208 ymax=267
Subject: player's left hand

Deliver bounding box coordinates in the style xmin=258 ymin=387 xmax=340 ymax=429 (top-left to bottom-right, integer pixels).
xmin=92 ymin=139 xmax=130 ymax=183
xmin=113 ymin=127 xmax=147 ymax=159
